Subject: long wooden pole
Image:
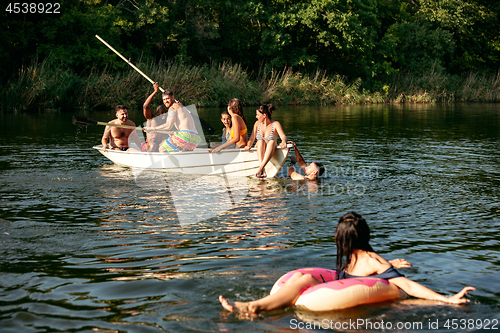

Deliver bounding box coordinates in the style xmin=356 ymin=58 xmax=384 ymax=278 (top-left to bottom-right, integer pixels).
xmin=95 ymin=35 xmax=165 ymax=93
xmin=95 ymin=121 xmax=172 ymax=134
xmin=95 ymin=35 xmax=215 ymax=134
xmin=72 ymin=116 xmax=173 ymax=135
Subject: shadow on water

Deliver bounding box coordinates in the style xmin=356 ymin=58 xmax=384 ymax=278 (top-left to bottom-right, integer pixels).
xmin=0 ymin=104 xmax=499 ymax=332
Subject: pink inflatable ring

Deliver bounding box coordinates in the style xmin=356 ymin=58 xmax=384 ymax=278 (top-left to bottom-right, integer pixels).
xmin=270 ymin=267 xmax=404 ymax=311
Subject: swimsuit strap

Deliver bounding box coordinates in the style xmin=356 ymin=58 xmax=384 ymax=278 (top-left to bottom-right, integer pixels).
xmin=231 ymin=115 xmax=248 ymax=138
xmin=339 ymin=267 xmax=404 ymax=280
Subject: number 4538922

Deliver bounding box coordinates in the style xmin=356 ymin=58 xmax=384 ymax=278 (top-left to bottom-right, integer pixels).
xmin=6 ymin=3 xmax=61 ymax=14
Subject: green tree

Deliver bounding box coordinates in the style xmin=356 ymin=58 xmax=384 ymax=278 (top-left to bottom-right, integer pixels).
xmin=2 ymin=0 xmax=498 ymax=88
xmin=416 ymin=0 xmax=499 ymax=72
xmin=217 ymin=0 xmax=382 ymax=77
xmin=377 ymin=0 xmax=500 ymax=75
xmin=380 ymin=21 xmax=456 ymax=74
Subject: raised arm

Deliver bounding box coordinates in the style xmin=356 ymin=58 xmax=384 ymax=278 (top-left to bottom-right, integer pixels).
xmin=291 ymin=142 xmax=307 ymax=173
xmin=143 ymin=82 xmax=160 ymax=120
xmin=286 ymin=141 xmax=305 ymax=180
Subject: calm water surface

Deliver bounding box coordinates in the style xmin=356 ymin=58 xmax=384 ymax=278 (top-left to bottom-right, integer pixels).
xmin=0 ymin=104 xmax=499 ymax=332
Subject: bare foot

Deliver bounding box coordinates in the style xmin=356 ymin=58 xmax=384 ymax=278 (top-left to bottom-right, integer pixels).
xmin=255 ymin=169 xmax=267 ymax=178
xmin=219 ymin=295 xmax=257 ymax=315
xmin=219 ymin=295 xmax=234 ymax=312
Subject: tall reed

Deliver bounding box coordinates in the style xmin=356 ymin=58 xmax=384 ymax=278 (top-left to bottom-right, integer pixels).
xmin=386 ymin=66 xmax=500 ymax=103
xmin=1 ymin=58 xmax=498 ymax=113
xmin=0 ymin=57 xmax=85 ymax=112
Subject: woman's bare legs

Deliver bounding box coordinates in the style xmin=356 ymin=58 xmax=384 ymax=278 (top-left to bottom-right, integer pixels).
xmin=255 ymin=140 xmax=266 ymax=177
xmin=255 ymin=140 xmax=277 ymax=178
xmin=219 ymin=272 xmax=321 ymax=315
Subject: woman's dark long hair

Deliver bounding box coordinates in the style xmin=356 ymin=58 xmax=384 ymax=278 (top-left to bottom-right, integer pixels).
xmin=335 ymin=212 xmax=374 ymax=279
xmin=256 ymin=104 xmax=276 ymax=120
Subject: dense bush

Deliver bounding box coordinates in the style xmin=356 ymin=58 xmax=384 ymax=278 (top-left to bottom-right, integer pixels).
xmin=1 ymin=0 xmax=498 ymax=111
xmin=1 ymin=58 xmax=498 ymax=112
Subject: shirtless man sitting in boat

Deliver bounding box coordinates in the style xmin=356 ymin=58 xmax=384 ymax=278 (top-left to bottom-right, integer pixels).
xmin=287 ymin=141 xmax=325 ymax=180
xmin=145 ymin=84 xmax=201 ymax=152
xmin=101 ymin=105 xmax=142 ymax=152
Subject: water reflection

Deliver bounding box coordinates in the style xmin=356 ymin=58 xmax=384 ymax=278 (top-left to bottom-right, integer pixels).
xmin=97 ymin=165 xmax=251 ymax=226
xmin=90 ymin=167 xmax=298 ymax=283
xmin=0 ymin=104 xmax=499 ymax=332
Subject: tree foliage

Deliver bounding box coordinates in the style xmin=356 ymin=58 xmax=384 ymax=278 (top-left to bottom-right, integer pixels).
xmin=1 ymin=0 xmax=499 ymax=86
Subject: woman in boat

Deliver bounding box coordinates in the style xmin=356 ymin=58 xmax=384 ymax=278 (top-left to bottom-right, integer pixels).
xmin=210 ymin=111 xmax=235 ymax=149
xmin=220 ymin=111 xmax=234 ymax=147
xmin=219 ymin=211 xmax=475 ymax=315
xmin=210 ymin=98 xmax=248 ymax=153
xmin=244 ymin=104 xmax=287 ymax=178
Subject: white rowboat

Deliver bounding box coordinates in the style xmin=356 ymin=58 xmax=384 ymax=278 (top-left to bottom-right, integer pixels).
xmin=93 ymin=144 xmax=292 ymax=178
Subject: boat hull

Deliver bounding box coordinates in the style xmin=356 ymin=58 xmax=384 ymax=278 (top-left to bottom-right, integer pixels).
xmin=93 ymin=144 xmax=292 ymax=178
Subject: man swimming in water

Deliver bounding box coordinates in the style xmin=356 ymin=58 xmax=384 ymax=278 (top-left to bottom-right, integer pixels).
xmin=287 ymin=141 xmax=325 ymax=180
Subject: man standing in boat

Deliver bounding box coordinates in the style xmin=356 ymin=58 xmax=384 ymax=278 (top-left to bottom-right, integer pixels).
xmin=287 ymin=141 xmax=325 ymax=180
xmin=145 ymin=83 xmax=201 ymax=152
xmin=101 ymin=105 xmax=142 ymax=152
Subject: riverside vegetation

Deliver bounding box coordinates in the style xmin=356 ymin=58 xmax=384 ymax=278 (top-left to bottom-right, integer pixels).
xmin=2 ymin=0 xmax=499 ymax=112
xmin=1 ymin=58 xmax=499 ymax=112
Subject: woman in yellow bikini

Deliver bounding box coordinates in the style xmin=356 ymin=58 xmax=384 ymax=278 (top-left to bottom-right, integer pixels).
xmin=245 ymin=104 xmax=287 ymax=178
xmin=210 ymin=98 xmax=248 ymax=153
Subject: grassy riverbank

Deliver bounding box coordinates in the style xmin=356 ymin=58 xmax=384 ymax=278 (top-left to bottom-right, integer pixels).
xmin=1 ymin=59 xmax=498 ymax=112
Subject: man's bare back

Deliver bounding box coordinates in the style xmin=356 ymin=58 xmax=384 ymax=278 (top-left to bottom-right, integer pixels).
xmin=168 ymin=103 xmax=197 ymax=132
xmin=144 ymin=87 xmax=201 ymax=152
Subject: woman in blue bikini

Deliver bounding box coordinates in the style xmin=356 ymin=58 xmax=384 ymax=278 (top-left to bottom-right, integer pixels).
xmin=245 ymin=104 xmax=287 ymax=178
xmin=219 ymin=212 xmax=475 ymax=315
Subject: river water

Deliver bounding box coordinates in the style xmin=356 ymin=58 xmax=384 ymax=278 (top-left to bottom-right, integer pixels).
xmin=0 ymin=103 xmax=499 ymax=332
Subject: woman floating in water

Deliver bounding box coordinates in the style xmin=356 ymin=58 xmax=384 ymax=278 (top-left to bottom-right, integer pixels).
xmin=219 ymin=212 xmax=475 ymax=315
xmin=245 ymin=104 xmax=287 ymax=178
